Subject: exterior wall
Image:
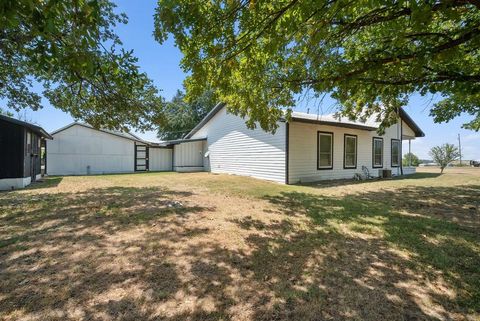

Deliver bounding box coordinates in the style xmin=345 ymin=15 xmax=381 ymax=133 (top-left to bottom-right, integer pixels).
xmin=149 ymin=147 xmax=173 ymax=171
xmin=288 ymin=119 xmax=403 ymax=183
xmin=23 ymin=130 xmax=42 ymax=180
xmin=47 ymin=124 xmax=135 ymax=175
xmin=0 ymin=177 xmax=31 ymax=191
xmin=191 ymin=107 xmax=286 ymax=183
xmin=0 ymin=119 xmax=25 ymax=179
xmin=173 ymin=141 xmax=205 ymax=172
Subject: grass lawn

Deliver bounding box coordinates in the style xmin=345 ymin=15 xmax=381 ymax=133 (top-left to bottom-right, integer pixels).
xmin=0 ymin=167 xmax=479 ymax=321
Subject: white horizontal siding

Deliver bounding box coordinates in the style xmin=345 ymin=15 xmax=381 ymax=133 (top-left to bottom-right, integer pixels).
xmin=288 ymin=120 xmax=403 ymax=183
xmin=191 ymin=107 xmax=286 ymax=183
xmin=149 ymin=148 xmax=172 ymax=171
xmin=47 ymin=124 xmax=135 ymax=175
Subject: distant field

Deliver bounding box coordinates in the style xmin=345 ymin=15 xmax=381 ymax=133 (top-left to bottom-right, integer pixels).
xmin=0 ymin=169 xmax=478 ymax=321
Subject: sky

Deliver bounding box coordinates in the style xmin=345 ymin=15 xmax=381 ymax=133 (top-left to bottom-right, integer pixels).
xmin=4 ymin=0 xmax=480 ymax=161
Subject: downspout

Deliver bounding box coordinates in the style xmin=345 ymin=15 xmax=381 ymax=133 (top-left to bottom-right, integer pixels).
xmin=285 ymin=122 xmax=290 ymax=184
xmin=400 ymin=116 xmax=403 ymax=175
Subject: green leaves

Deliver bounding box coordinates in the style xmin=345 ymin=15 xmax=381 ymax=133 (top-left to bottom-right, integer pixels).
xmin=429 ymin=143 xmax=460 ymax=173
xmin=157 ymin=89 xmax=217 ymax=140
xmin=154 ymin=0 xmax=480 ymax=132
xmin=1 ymin=0 xmax=164 ymax=131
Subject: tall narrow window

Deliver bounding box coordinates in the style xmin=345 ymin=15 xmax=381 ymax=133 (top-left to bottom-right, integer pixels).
xmin=26 ymin=132 xmax=31 ymax=155
xmin=344 ymin=134 xmax=357 ymax=169
xmin=317 ymin=132 xmax=333 ymax=169
xmin=372 ymin=137 xmax=383 ymax=168
xmin=391 ymin=139 xmax=401 ymax=167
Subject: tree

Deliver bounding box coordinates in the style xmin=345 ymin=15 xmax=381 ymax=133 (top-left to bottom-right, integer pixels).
xmin=154 ymin=1 xmax=480 ymax=132
xmin=429 ymin=143 xmax=460 ymax=173
xmin=403 ymin=152 xmax=420 ymax=167
xmin=1 ymin=0 xmax=164 ymax=131
xmin=157 ymin=90 xmax=217 ymax=140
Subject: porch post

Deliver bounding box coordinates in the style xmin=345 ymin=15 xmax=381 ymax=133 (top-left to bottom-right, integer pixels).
xmin=408 ymin=139 xmax=411 ymax=166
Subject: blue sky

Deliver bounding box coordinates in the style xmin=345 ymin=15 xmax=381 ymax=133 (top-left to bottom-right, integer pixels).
xmin=4 ymin=0 xmax=480 ymax=160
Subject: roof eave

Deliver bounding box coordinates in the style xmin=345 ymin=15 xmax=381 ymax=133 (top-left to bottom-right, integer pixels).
xmin=184 ymin=102 xmax=226 ymax=139
xmin=399 ymin=109 xmax=425 ymax=137
xmin=291 ymin=117 xmax=378 ymax=131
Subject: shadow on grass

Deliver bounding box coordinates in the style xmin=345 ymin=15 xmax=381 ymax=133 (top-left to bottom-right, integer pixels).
xmin=299 ymin=172 xmax=441 ymax=189
xmin=0 ymin=185 xmax=213 ymax=320
xmin=261 ymin=184 xmax=480 ymax=318
xmin=0 ymin=182 xmax=478 ymax=320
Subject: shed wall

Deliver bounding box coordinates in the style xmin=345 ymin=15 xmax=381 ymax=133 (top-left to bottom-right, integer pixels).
xmin=47 ymin=124 xmax=135 ymax=175
xmin=149 ymin=148 xmax=173 ymax=171
xmin=0 ymin=119 xmax=24 ymax=179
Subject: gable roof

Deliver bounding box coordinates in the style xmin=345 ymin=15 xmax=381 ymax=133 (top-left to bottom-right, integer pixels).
xmin=185 ymin=103 xmax=425 ymax=138
xmin=0 ymin=114 xmax=53 ymax=139
xmin=51 ymin=122 xmax=150 ymax=143
xmin=184 ymin=102 xmax=226 ymax=139
xmin=399 ymin=108 xmax=425 ymax=137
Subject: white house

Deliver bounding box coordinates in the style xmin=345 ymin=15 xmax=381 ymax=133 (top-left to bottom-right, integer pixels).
xmin=47 ymin=103 xmax=424 ymax=184
xmin=183 ymin=103 xmax=424 ymax=184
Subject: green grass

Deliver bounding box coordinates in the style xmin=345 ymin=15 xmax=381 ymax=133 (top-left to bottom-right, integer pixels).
xmin=0 ymin=168 xmax=479 ymax=321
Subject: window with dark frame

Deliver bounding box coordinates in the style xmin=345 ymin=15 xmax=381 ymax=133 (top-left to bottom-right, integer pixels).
xmin=391 ymin=139 xmax=401 ymax=167
xmin=317 ymin=131 xmax=333 ymax=169
xmin=344 ymin=134 xmax=357 ymax=169
xmin=372 ymin=137 xmax=383 ymax=168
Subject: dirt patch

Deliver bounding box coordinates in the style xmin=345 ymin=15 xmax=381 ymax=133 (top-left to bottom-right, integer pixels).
xmin=0 ymin=171 xmax=478 ymax=321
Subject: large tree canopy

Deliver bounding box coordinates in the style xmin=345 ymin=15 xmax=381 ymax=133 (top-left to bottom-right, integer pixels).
xmin=154 ymin=0 xmax=480 ymax=132
xmin=1 ymin=0 xmax=164 ymax=131
xmin=157 ymin=89 xmax=217 ymax=140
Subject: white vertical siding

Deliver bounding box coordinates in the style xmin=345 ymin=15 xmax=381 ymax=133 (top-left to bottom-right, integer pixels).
xmin=190 ymin=107 xmax=286 ymax=183
xmin=149 ymin=148 xmax=172 ymax=171
xmin=173 ymin=141 xmax=205 ymax=171
xmin=288 ymin=120 xmax=403 ymax=183
xmin=47 ymin=125 xmax=135 ymax=175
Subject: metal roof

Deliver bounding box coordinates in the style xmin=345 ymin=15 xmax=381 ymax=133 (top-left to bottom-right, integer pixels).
xmin=50 ymin=122 xmax=150 ymax=143
xmin=186 ymin=103 xmax=425 ymax=138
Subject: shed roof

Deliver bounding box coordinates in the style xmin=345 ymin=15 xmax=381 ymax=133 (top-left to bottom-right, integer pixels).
xmin=50 ymin=122 xmax=150 ymax=143
xmin=0 ymin=114 xmax=53 ymax=139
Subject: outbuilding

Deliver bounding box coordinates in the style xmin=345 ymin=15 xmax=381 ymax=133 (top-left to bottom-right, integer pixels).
xmin=47 ymin=123 xmax=173 ymax=175
xmin=0 ymin=115 xmax=52 ymax=190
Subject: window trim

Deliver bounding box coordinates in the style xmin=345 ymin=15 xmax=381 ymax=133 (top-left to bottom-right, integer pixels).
xmin=317 ymin=131 xmax=334 ymax=170
xmin=391 ymin=139 xmax=401 ymax=168
xmin=372 ymin=137 xmax=384 ymax=168
xmin=343 ymin=134 xmax=358 ymax=169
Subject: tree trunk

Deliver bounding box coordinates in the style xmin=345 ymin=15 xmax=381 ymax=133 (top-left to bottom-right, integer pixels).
xmin=440 ymin=166 xmax=445 ymax=173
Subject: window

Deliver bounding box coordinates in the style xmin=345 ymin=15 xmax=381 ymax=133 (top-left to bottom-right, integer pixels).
xmin=317 ymin=132 xmax=333 ymax=169
xmin=344 ymin=134 xmax=357 ymax=168
xmin=372 ymin=137 xmax=383 ymax=168
xmin=391 ymin=139 xmax=401 ymax=167
xmin=26 ymin=132 xmax=31 ymax=155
